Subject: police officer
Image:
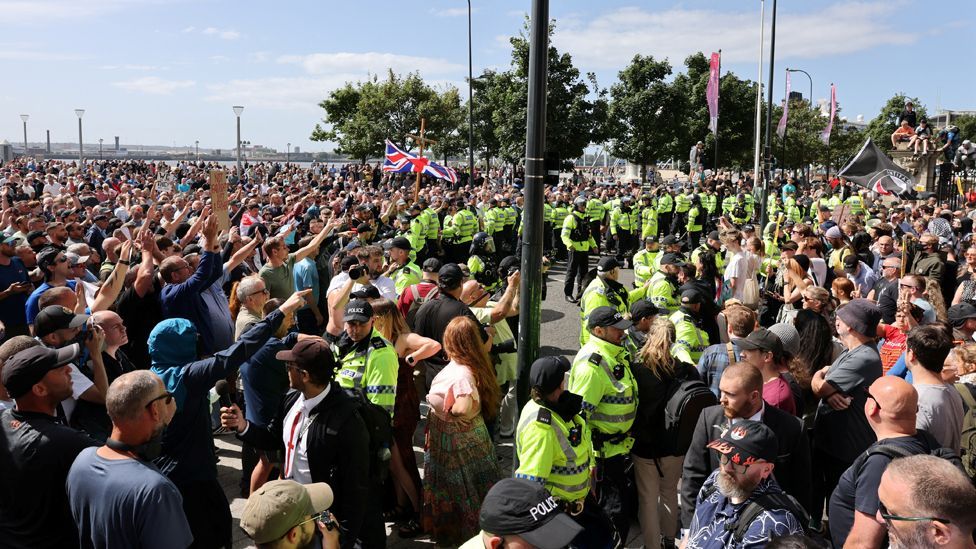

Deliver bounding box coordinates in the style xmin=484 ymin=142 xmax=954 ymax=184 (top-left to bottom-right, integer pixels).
xmin=441 ymin=201 xmax=459 ymax=262
xmin=670 ymin=187 xmax=692 ymax=234
xmin=468 ymin=232 xmax=501 ymax=293
xmin=452 ymin=199 xmax=478 ymax=264
xmin=685 ymin=195 xmax=704 ymax=250
xmin=579 ymin=257 xmax=641 ymax=347
xmin=639 ymin=194 xmax=658 ymax=241
xmin=691 ymin=230 xmax=725 ymax=274
xmin=422 ymin=196 xmax=441 ymax=260
xmin=586 ymin=194 xmax=606 ymax=254
xmin=656 ymin=188 xmax=674 ymax=238
xmin=550 ymin=197 xmax=570 ymax=261
xmin=622 ymin=300 xmax=659 ymax=359
xmin=669 ymin=290 xmax=710 ymax=364
xmin=384 ymin=237 xmax=422 ymax=296
xmin=653 ymin=235 xmax=684 ymax=271
xmin=568 ymin=306 xmax=638 ymax=542
xmin=647 ymin=253 xmax=684 ymax=315
xmin=610 ymin=196 xmax=639 ymax=268
xmin=395 ymin=214 xmax=423 ymax=263
xmin=561 ymin=197 xmax=596 ymax=303
xmin=333 ymin=299 xmax=399 ymax=416
xmin=632 ymin=236 xmax=659 ymax=288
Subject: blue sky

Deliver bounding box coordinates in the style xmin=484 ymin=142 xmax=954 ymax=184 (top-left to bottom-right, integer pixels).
xmin=1 ymin=0 xmax=971 ymax=154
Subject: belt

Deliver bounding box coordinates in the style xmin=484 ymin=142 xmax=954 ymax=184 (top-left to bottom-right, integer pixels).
xmin=559 ymin=498 xmax=585 ymax=516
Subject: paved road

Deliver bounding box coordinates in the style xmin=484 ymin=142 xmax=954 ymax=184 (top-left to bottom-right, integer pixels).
xmin=219 ymin=251 xmax=643 ymax=548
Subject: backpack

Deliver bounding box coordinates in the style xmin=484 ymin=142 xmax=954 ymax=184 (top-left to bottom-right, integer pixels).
xmin=954 ymin=382 xmax=976 ymax=482
xmin=851 ymin=430 xmax=964 ymax=482
xmin=700 ymin=485 xmax=812 ymax=544
xmin=405 ymin=284 xmax=438 ymax=329
xmin=330 ymin=388 xmax=394 ymax=483
xmin=663 ymin=377 xmax=717 ymax=455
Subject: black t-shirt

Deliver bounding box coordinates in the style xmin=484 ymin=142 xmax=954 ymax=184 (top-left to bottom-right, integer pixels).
xmin=413 ymin=293 xmax=487 ymax=387
xmin=116 ymin=275 xmax=163 ymax=370
xmin=0 ymin=409 xmax=97 ymax=549
xmin=828 ymin=433 xmax=932 ymax=547
xmin=872 ymin=277 xmax=899 ymax=324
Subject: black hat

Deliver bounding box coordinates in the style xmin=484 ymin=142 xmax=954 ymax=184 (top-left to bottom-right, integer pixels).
xmin=644 ymin=235 xmax=658 ymax=245
xmin=596 ymin=257 xmax=620 ymax=273
xmin=706 ymin=419 xmax=778 ymax=465
xmin=24 ymin=230 xmax=47 ymax=244
xmin=389 ymin=236 xmax=412 ymax=251
xmin=342 ymin=299 xmax=373 ymax=323
xmin=630 ymin=300 xmax=659 ymax=321
xmin=948 ymin=302 xmax=976 ymax=326
xmin=349 ymin=285 xmax=380 ymax=300
xmin=275 ymin=339 xmax=335 ymax=376
xmin=1 ymin=344 xmax=80 ymax=398
xmin=438 ymin=263 xmax=465 ymax=290
xmin=36 ymin=247 xmax=63 ymax=269
xmin=422 ymin=258 xmax=443 ymax=273
xmin=659 ymin=253 xmax=686 ymax=266
xmin=339 ymin=256 xmax=360 ymax=272
xmin=842 ymin=254 xmax=859 ymax=273
xmin=35 ymin=305 xmax=90 ymax=338
xmin=707 ymin=230 xmax=721 ymax=241
xmin=587 ymin=306 xmax=632 ymax=330
xmin=529 ymin=356 xmax=570 ymax=394
xmin=836 ymin=298 xmax=882 ymax=336
xmin=742 ymin=224 xmax=755 ymax=232
xmin=735 ymin=328 xmax=784 ymax=354
xmin=680 ymin=289 xmax=702 ymax=305
xmin=661 ymin=235 xmax=679 ymax=246
xmin=478 ymin=478 xmax=582 ymax=549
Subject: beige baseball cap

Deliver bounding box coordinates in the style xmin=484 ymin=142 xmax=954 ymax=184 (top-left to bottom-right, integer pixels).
xmin=239 ymin=480 xmax=334 ymax=544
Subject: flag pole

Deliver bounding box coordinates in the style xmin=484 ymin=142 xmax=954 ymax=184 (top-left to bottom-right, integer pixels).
xmin=714 ymin=50 xmax=722 ymax=175
xmin=759 ymin=0 xmax=778 ymax=231
xmin=752 ymin=0 xmax=766 ymax=193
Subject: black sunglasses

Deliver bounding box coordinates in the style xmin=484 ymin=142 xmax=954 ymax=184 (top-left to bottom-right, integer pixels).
xmin=878 ymin=500 xmax=951 ymax=526
xmin=864 ymin=387 xmax=880 ymax=410
xmin=145 ymin=391 xmax=174 ymax=409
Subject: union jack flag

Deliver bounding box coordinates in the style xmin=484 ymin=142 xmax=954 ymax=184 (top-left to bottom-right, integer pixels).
xmin=382 ymin=139 xmax=458 ymax=184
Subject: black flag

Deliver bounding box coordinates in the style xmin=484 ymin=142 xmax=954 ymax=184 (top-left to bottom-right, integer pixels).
xmin=837 ymin=138 xmax=916 ymax=197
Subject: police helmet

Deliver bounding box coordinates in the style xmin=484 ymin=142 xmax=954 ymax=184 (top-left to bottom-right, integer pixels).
xmin=471 ymin=231 xmax=496 ymax=255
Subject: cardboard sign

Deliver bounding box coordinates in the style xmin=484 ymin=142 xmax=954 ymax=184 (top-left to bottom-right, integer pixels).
xmin=210 ymin=170 xmax=230 ymax=232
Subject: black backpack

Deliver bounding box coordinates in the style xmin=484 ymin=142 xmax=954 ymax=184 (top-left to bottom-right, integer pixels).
xmin=700 ymin=485 xmax=812 ymax=544
xmin=954 ymin=382 xmax=976 ymax=483
xmin=331 ymin=388 xmax=394 ymax=482
xmin=851 ymin=431 xmax=964 ymax=481
xmin=663 ymin=378 xmax=717 ymax=455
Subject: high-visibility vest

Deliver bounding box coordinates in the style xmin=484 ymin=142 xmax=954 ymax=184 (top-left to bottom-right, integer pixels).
xmin=515 ymin=400 xmax=593 ymax=502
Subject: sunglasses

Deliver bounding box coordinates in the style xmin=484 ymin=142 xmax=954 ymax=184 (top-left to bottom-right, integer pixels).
xmin=145 ymin=391 xmax=174 ymax=409
xmin=878 ymin=501 xmax=950 ymax=527
xmin=718 ymin=453 xmax=756 ymax=475
xmin=248 ymin=288 xmax=270 ymax=297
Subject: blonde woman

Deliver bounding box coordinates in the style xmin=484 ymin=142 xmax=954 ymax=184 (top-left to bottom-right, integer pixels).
xmin=949 ymin=343 xmax=976 ymax=384
xmin=773 ymin=256 xmax=814 ymax=323
xmin=370 ymin=298 xmax=441 ymax=537
xmin=631 ymin=318 xmax=703 ymax=549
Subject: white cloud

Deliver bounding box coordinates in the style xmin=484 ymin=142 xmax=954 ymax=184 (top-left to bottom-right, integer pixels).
xmin=0 ymin=43 xmax=86 ymax=61
xmin=430 ymin=6 xmax=474 ymax=17
xmin=182 ymin=26 xmax=195 ymax=33
xmin=277 ymin=52 xmax=463 ymax=76
xmin=553 ymin=2 xmax=908 ymax=69
xmin=208 ymin=55 xmax=229 ymax=63
xmin=201 ymin=26 xmax=240 ymax=40
xmin=98 ymin=64 xmax=159 ymax=70
xmin=250 ymin=51 xmax=272 ymax=63
xmin=113 ymin=76 xmax=195 ymax=95
xmin=0 ymin=0 xmax=170 ymax=21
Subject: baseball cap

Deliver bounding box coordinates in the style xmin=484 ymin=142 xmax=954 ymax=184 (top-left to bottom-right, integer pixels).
xmin=948 ymin=302 xmax=976 ymax=326
xmin=35 ymin=306 xmax=90 ymax=338
xmin=842 ymin=254 xmax=859 ymax=273
xmin=661 ymin=235 xmax=679 ymax=246
xmin=630 ymin=300 xmax=659 ymax=322
xmin=680 ymin=289 xmax=702 ymax=305
xmin=25 ymin=230 xmax=47 ymax=243
xmin=659 ymin=253 xmax=686 ymax=266
xmin=529 ymin=356 xmax=570 ymax=394
xmin=343 ymin=299 xmax=373 ymax=323
xmin=438 ymin=263 xmax=465 ymax=289
xmin=735 ymin=328 xmax=784 ymax=354
xmin=388 ymin=236 xmax=412 ymax=251
xmin=275 ymin=339 xmax=335 ymax=374
xmin=596 ymin=257 xmax=620 ymax=273
xmin=240 ymin=480 xmax=334 ymax=545
xmin=911 ymin=298 xmax=937 ymax=325
xmin=36 ymin=247 xmax=63 ymax=269
xmin=1 ymin=235 xmax=22 ymax=246
xmin=1 ymin=344 xmax=80 ymax=398
xmin=350 ymin=285 xmax=381 ymax=300
xmin=706 ymin=419 xmax=778 ymax=465
xmin=707 ymin=230 xmax=721 ymax=241
xmin=422 ymin=258 xmax=443 ymax=273
xmin=587 ymin=306 xmax=632 ymax=330
xmin=643 ymin=235 xmax=657 ymax=245
xmin=65 ymin=252 xmax=89 ymax=267
xmin=479 ymin=478 xmax=583 ymax=549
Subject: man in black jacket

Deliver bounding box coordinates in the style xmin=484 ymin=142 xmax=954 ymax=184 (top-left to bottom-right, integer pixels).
xmin=221 ymin=337 xmax=373 ymax=549
xmin=680 ymin=363 xmax=810 ymax=529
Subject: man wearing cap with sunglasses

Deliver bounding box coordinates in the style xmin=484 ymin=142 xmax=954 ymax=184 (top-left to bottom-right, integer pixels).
xmin=66 ymin=370 xmax=191 ymax=549
xmin=579 ymin=257 xmax=644 ymax=346
xmin=459 ymin=478 xmax=584 ymax=549
xmin=240 ymin=480 xmax=340 ymax=549
xmin=683 ymin=420 xmax=805 ymax=548
xmin=223 ymin=337 xmax=373 ymax=549
xmin=25 ymin=246 xmax=77 ymax=327
xmin=0 ymin=344 xmax=98 ymax=548
xmin=569 ymin=305 xmax=638 ymax=541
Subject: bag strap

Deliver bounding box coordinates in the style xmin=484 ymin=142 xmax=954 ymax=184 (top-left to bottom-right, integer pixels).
xmin=410 ymin=284 xmax=420 ymax=302
xmin=730 ymin=492 xmax=810 ymax=543
xmin=955 ymin=383 xmax=976 ymax=412
xmin=726 ymin=342 xmax=736 ymax=366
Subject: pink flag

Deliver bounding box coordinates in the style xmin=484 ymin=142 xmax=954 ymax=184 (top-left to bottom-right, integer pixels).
xmin=706 ymin=52 xmax=720 ymax=135
xmin=776 ymin=70 xmax=791 ymax=139
xmin=821 ymin=83 xmax=837 ymax=145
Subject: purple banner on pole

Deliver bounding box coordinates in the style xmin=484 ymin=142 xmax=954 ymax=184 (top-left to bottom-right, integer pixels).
xmin=776 ymin=71 xmax=790 ymax=139
xmin=706 ymin=52 xmax=720 ymax=135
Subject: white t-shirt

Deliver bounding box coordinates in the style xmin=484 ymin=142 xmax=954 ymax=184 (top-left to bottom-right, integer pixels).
xmin=42 ymin=182 xmax=64 ymax=196
xmin=61 ymin=363 xmax=95 ymax=423
xmin=724 ymin=251 xmax=755 ymax=301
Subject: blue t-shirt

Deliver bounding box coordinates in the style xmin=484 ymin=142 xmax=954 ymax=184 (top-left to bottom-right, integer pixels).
xmin=293 ymin=257 xmax=320 ymax=310
xmin=66 ymin=447 xmax=193 ymax=549
xmin=26 ymin=279 xmax=77 ymax=326
xmin=0 ymin=257 xmax=30 ymax=326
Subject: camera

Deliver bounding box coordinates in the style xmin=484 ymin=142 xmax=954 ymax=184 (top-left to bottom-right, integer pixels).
xmin=348 ymin=266 xmax=363 ymax=279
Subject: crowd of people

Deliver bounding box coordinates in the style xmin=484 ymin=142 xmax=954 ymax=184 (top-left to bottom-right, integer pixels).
xmin=0 ymin=153 xmax=974 ymax=549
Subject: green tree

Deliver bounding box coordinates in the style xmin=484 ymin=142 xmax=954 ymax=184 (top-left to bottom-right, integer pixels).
xmin=310 ymin=70 xmax=457 ymax=162
xmin=465 ymin=70 xmax=504 ymax=168
xmin=866 ymin=93 xmax=927 ymax=153
xmin=606 ymin=54 xmax=678 ymax=179
xmin=952 ymin=114 xmax=976 ymax=141
xmin=492 ymin=20 xmax=610 ymax=167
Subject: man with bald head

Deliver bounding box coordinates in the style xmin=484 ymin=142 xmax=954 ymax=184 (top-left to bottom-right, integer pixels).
xmin=827 ymin=376 xmax=951 ymax=548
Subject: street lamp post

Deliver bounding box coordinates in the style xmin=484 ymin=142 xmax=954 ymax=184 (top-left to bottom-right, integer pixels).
xmin=233 ymin=106 xmax=244 ymax=175
xmin=195 ymin=140 xmax=199 ymax=161
xmin=286 ymin=142 xmax=291 ymax=163
xmin=759 ymin=0 xmax=778 ymax=231
xmin=467 ymin=0 xmax=475 ymax=184
xmin=786 ymin=68 xmax=813 ymax=183
xmin=75 ymin=109 xmax=85 ymax=164
xmin=98 ymin=138 xmax=103 ymax=160
xmin=19 ymin=115 xmax=29 ymax=155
